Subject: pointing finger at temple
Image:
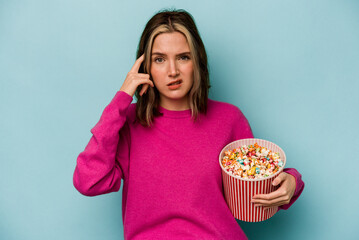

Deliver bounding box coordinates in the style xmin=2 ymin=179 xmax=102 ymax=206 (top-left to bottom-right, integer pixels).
xmin=130 ymin=54 xmax=145 ymax=73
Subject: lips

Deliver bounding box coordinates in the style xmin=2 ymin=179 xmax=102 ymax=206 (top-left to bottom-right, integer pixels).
xmin=167 ymin=79 xmax=183 ymax=86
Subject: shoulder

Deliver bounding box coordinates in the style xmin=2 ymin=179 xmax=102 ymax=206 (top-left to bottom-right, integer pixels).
xmin=207 ymin=99 xmax=253 ymax=139
xmin=207 ymin=98 xmax=247 ymax=120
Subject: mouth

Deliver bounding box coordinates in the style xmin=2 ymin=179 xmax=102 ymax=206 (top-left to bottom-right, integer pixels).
xmin=167 ymin=79 xmax=183 ymax=86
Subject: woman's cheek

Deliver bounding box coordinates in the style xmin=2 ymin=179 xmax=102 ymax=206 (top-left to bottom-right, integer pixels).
xmin=151 ymin=67 xmax=166 ymax=85
xmin=150 ymin=67 xmax=159 ymax=85
xmin=184 ymin=62 xmax=194 ymax=75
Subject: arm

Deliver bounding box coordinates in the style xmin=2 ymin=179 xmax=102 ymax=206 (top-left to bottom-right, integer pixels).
xmin=251 ymin=168 xmax=305 ymax=210
xmin=231 ymin=106 xmax=304 ymax=210
xmin=73 ymin=91 xmax=133 ymax=196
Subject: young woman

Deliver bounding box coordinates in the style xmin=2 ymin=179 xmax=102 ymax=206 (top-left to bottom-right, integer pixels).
xmin=73 ymin=9 xmax=304 ymax=240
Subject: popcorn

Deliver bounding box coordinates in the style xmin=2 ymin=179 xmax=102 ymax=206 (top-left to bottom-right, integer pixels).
xmin=221 ymin=143 xmax=283 ymax=179
xmin=219 ymin=138 xmax=286 ymax=222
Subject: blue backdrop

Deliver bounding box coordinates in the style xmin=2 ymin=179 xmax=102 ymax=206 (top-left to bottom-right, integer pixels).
xmin=1 ymin=0 xmax=358 ymax=239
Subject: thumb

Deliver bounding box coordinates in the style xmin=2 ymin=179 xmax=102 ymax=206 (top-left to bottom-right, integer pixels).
xmin=272 ymin=173 xmax=285 ymax=186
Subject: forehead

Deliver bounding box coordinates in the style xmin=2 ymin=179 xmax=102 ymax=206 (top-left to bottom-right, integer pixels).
xmin=151 ymin=32 xmax=190 ymax=54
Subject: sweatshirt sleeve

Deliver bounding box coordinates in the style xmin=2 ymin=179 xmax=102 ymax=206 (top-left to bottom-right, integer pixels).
xmin=73 ymin=91 xmax=133 ymax=196
xmin=278 ymin=168 xmax=305 ymax=210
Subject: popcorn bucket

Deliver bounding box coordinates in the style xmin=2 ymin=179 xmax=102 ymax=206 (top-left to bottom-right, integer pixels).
xmin=219 ymin=138 xmax=286 ymax=222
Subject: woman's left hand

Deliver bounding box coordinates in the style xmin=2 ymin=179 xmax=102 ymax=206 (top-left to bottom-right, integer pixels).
xmin=251 ymin=172 xmax=296 ymax=210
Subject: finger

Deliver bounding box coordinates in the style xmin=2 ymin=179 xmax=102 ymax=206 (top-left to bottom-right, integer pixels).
xmin=137 ymin=79 xmax=154 ymax=94
xmin=252 ymin=189 xmax=283 ymax=201
xmin=133 ymin=75 xmax=151 ymax=81
xmin=138 ymin=79 xmax=154 ymax=87
xmin=139 ymin=84 xmax=149 ymax=96
xmin=253 ymin=196 xmax=284 ymax=205
xmin=135 ymin=73 xmax=151 ymax=78
xmin=259 ymin=199 xmax=289 ymax=208
xmin=272 ymin=172 xmax=287 ymax=186
xmin=253 ymin=196 xmax=289 ymax=207
xmin=130 ymin=54 xmax=145 ymax=73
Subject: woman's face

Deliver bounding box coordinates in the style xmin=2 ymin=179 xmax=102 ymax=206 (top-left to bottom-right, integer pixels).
xmin=150 ymin=31 xmax=194 ymax=110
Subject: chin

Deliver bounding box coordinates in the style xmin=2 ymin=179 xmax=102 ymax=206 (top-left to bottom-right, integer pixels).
xmin=162 ymin=91 xmax=189 ymax=100
xmin=166 ymin=94 xmax=187 ymax=101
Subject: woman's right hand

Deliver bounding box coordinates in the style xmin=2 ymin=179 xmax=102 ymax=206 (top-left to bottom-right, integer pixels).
xmin=119 ymin=54 xmax=154 ymax=97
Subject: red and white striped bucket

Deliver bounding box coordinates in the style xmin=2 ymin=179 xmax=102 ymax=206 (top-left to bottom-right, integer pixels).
xmin=219 ymin=138 xmax=286 ymax=222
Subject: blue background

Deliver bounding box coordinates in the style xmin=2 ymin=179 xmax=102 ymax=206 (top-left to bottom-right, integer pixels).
xmin=1 ymin=0 xmax=358 ymax=239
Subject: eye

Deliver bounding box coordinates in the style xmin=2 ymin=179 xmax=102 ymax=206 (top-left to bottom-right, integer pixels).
xmin=180 ymin=55 xmax=190 ymax=60
xmin=154 ymin=57 xmax=164 ymax=63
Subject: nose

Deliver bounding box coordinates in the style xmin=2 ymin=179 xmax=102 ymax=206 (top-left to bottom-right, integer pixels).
xmin=168 ymin=59 xmax=179 ymax=77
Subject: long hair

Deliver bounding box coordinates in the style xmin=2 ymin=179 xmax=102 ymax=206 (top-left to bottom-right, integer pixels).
xmin=135 ymin=8 xmax=210 ymax=127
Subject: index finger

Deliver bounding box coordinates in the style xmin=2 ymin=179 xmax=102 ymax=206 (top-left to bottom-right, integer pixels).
xmin=130 ymin=54 xmax=145 ymax=73
xmin=252 ymin=189 xmax=282 ymax=201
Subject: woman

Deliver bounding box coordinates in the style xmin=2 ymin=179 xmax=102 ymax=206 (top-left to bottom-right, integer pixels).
xmin=73 ymin=9 xmax=304 ymax=240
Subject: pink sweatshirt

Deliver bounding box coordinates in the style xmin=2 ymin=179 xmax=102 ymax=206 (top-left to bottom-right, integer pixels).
xmin=73 ymin=90 xmax=304 ymax=240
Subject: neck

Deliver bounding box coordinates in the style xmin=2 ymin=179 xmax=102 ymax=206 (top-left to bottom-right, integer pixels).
xmin=159 ymin=97 xmax=190 ymax=111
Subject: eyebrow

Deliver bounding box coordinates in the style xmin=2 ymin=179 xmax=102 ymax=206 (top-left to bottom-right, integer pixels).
xmin=151 ymin=51 xmax=191 ymax=56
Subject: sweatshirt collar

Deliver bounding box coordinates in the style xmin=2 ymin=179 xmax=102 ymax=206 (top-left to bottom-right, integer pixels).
xmin=158 ymin=105 xmax=192 ymax=118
